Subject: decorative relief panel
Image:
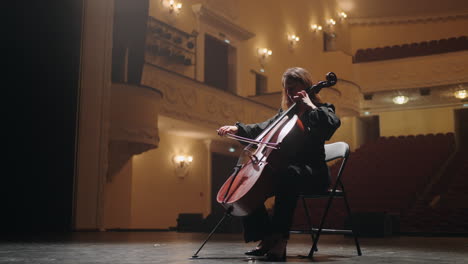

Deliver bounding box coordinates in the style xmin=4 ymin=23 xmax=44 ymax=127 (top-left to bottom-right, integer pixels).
xmin=141 ymin=64 xmax=276 ymax=129
xmin=356 ymin=51 xmax=468 ymax=93
xmin=248 ymin=79 xmax=362 ymax=117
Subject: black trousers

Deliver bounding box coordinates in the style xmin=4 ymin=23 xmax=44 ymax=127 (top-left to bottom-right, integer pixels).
xmin=242 ymin=164 xmax=329 ymax=242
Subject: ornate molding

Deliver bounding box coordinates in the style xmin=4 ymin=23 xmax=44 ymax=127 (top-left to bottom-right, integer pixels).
xmin=192 ymin=4 xmax=255 ymax=41
xmin=141 ymin=64 xmax=276 ymax=130
xmin=248 ymin=79 xmax=362 ymax=117
xmin=348 ymin=12 xmax=468 ymax=26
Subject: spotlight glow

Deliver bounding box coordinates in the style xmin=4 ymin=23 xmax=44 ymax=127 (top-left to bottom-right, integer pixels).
xmin=392 ymin=95 xmax=409 ymax=105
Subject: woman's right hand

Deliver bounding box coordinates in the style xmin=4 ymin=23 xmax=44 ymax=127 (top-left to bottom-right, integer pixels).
xmin=217 ymin=125 xmax=238 ymax=136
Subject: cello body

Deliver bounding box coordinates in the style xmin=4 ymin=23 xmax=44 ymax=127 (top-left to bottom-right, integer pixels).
xmin=216 ymin=114 xmax=304 ymax=216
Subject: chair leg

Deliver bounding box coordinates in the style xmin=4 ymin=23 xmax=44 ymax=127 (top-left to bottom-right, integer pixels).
xmin=308 ymin=194 xmax=335 ymax=258
xmin=342 ymin=188 xmax=362 ymax=256
xmin=301 ymin=197 xmax=318 ymax=252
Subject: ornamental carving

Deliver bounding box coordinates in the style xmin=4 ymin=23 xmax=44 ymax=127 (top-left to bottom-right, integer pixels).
xmin=142 ymin=64 xmax=276 ymax=129
xmin=181 ymin=87 xmax=198 ymax=108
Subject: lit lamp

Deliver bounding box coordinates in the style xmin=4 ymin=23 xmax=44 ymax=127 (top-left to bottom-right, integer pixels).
xmin=173 ymin=155 xmax=193 ymax=178
xmin=311 ymin=24 xmax=323 ymax=32
xmin=338 ymin=11 xmax=347 ymax=20
xmin=257 ymin=48 xmax=272 ymax=72
xmin=327 ymin=19 xmax=336 ymax=27
xmin=454 ymin=89 xmax=467 ymax=99
xmin=392 ymin=95 xmax=409 ymax=105
xmin=162 ymin=0 xmax=182 ymax=14
xmin=288 ymin=34 xmax=300 ymax=48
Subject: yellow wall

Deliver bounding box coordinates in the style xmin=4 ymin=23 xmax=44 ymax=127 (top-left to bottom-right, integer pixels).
xmin=104 ymin=159 xmax=132 ymax=229
xmin=379 ymin=106 xmax=456 ymax=137
xmin=237 ymin=0 xmax=354 ymax=96
xmin=130 ymin=132 xmax=209 ymax=229
xmin=150 ymin=0 xmax=354 ymax=97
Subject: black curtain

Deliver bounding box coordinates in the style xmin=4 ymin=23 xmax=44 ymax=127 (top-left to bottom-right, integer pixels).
xmin=3 ymin=0 xmax=82 ymax=233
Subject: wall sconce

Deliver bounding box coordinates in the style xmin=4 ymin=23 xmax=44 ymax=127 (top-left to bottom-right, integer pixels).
xmin=172 ymin=155 xmax=193 ymax=178
xmin=327 ymin=19 xmax=336 ymax=27
xmin=311 ymin=24 xmax=323 ymax=32
xmin=162 ymin=0 xmax=182 ymax=15
xmin=392 ymin=95 xmax=409 ymax=105
xmin=454 ymin=89 xmax=467 ymax=99
xmin=338 ymin=12 xmax=347 ymax=20
xmin=257 ymin=48 xmax=272 ymax=71
xmin=288 ymin=34 xmax=300 ymax=48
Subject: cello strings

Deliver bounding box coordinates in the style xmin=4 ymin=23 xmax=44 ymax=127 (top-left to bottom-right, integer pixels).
xmin=225 ymin=134 xmax=279 ymax=149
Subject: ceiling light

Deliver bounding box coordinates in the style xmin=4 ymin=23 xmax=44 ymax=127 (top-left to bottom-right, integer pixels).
xmin=454 ymin=89 xmax=467 ymax=99
xmin=392 ymin=95 xmax=409 ymax=105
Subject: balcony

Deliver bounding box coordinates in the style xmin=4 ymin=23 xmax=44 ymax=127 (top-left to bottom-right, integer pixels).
xmin=141 ymin=64 xmax=277 ymax=138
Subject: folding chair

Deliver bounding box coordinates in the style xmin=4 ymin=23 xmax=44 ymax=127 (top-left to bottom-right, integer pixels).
xmin=296 ymin=141 xmax=362 ymax=258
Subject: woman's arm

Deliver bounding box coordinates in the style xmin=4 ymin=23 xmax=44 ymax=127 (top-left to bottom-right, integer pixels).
xmin=235 ymin=110 xmax=283 ymax=140
xmin=303 ymin=103 xmax=341 ymax=141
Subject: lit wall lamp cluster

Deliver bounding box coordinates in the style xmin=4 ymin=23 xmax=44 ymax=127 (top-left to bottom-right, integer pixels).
xmin=172 ymin=155 xmax=193 ymax=178
xmin=256 ymin=10 xmax=347 ymax=69
xmin=338 ymin=12 xmax=348 ymax=20
xmin=311 ymin=24 xmax=323 ymax=32
xmin=288 ymin=34 xmax=300 ymax=48
xmin=325 ymin=11 xmax=346 ymax=29
xmin=162 ymin=0 xmax=182 ymax=14
xmin=257 ymin=48 xmax=272 ymax=72
xmin=327 ymin=18 xmax=337 ymax=26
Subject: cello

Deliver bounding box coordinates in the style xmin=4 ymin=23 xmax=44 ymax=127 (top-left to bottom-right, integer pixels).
xmin=191 ymin=72 xmax=337 ymax=258
xmin=216 ymin=72 xmax=337 ymax=216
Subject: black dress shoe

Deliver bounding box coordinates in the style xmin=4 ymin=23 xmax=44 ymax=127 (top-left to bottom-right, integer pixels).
xmin=245 ymin=247 xmax=268 ymax=256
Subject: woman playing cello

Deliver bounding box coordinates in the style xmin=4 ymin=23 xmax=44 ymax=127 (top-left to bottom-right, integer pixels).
xmin=217 ymin=67 xmax=341 ymax=261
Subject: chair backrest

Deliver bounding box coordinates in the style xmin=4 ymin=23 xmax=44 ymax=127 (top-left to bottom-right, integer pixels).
xmin=324 ymin=142 xmax=349 ymax=162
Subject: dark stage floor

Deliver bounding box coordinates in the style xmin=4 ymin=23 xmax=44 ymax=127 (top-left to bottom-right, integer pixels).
xmin=1 ymin=231 xmax=467 ymax=263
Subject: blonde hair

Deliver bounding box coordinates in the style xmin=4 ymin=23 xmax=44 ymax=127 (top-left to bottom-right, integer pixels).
xmin=281 ymin=67 xmax=323 ymax=110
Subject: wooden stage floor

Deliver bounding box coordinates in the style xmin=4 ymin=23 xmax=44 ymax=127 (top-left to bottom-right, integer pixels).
xmin=1 ymin=231 xmax=467 ymax=263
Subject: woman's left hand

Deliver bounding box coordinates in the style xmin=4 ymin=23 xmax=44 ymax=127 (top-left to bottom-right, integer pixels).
xmin=293 ymin=91 xmax=317 ymax=110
